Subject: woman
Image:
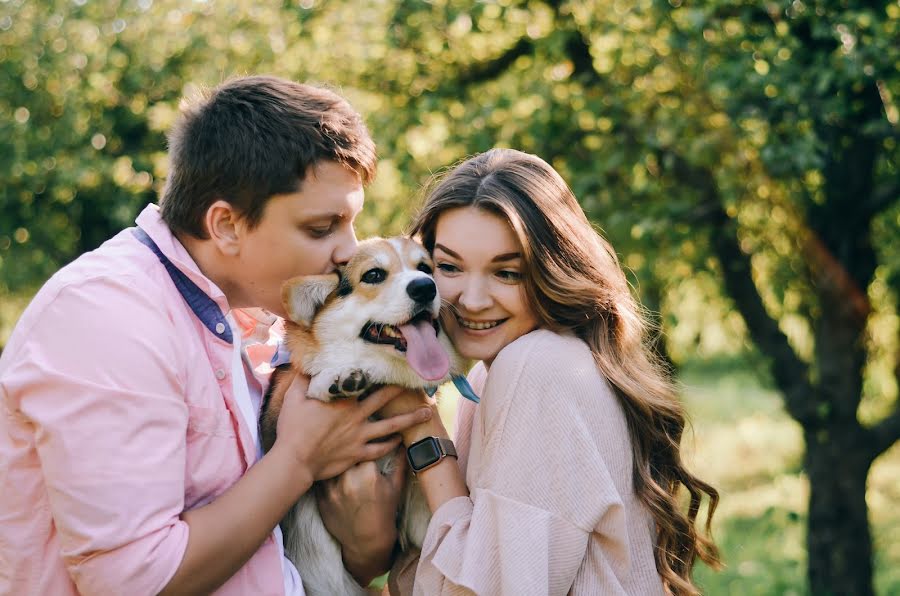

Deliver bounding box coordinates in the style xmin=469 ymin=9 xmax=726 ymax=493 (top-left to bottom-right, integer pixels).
xmin=389 ymin=149 xmax=720 ymax=595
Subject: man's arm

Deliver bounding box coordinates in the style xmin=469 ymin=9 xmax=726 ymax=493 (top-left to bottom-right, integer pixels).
xmin=161 ymin=379 xmax=433 ymax=594
xmin=13 ymin=279 xmax=431 ymax=595
xmin=159 ymin=440 xmax=314 ymax=595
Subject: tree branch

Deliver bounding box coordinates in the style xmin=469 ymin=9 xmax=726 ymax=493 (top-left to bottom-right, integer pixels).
xmin=869 ymin=406 xmax=900 ymax=459
xmin=453 ymin=37 xmax=535 ymax=88
xmin=664 ymin=154 xmax=821 ymax=428
xmin=867 ymin=358 xmax=900 ymax=458
xmin=439 ymin=0 xmax=600 ymax=95
xmin=864 ymin=180 xmax=900 ymax=218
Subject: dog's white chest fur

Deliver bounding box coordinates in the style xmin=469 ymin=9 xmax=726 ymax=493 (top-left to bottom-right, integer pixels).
xmin=269 ymin=237 xmax=465 ymax=596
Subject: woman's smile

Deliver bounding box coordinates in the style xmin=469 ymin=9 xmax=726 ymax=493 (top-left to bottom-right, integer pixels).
xmin=455 ymin=316 xmax=507 ymax=331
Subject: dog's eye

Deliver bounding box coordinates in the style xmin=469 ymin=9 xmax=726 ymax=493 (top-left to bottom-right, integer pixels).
xmin=417 ymin=263 xmax=433 ymax=275
xmin=361 ymin=268 xmax=387 ymax=284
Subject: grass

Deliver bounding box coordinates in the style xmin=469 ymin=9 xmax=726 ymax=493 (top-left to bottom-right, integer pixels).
xmin=679 ymin=359 xmax=900 ymax=595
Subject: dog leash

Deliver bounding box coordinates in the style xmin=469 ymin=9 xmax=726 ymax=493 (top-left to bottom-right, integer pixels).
xmin=270 ymin=344 xmax=480 ymax=404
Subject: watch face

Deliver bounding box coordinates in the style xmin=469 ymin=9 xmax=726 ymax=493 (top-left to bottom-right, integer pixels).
xmin=408 ymin=438 xmax=441 ymax=469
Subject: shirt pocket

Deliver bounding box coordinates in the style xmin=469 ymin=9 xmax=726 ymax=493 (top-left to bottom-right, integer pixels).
xmin=184 ymin=404 xmax=243 ymax=509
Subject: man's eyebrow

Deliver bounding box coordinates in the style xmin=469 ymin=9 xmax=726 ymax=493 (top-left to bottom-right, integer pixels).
xmin=300 ymin=211 xmax=343 ymax=222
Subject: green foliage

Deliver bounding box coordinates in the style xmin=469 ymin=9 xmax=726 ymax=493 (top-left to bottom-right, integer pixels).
xmin=2 ymin=0 xmax=898 ymax=591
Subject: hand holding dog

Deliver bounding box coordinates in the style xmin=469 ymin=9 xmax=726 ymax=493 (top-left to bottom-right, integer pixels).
xmin=375 ymin=387 xmax=447 ymax=445
xmin=317 ymin=447 xmax=408 ymax=585
xmin=273 ymin=375 xmax=434 ymax=481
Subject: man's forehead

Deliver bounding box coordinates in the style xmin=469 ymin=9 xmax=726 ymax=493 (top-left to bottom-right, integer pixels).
xmin=293 ymin=163 xmax=365 ymax=213
xmin=290 ymin=189 xmax=364 ymax=220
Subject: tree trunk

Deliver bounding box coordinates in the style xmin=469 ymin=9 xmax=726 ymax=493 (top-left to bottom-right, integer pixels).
xmin=805 ymin=426 xmax=874 ymax=596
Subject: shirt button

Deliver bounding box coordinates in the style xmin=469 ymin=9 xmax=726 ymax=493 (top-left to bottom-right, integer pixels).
xmin=215 ymin=322 xmax=226 ymax=334
xmin=215 ymin=369 xmax=226 ymax=380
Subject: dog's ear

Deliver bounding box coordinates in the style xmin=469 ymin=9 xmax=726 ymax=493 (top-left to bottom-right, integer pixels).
xmin=282 ymin=273 xmax=340 ymax=326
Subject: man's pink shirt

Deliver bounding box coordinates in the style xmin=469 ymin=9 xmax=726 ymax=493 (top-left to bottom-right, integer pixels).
xmin=0 ymin=205 xmax=287 ymax=595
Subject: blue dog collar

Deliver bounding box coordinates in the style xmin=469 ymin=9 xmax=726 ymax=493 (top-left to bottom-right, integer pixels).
xmin=451 ymin=374 xmax=480 ymax=404
xmin=427 ymin=375 xmax=480 ymax=404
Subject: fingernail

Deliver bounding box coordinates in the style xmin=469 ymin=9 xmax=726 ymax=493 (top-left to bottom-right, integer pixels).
xmin=418 ymin=407 xmax=433 ymax=421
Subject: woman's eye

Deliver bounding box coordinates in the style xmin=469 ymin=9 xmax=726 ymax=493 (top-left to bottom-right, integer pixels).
xmin=496 ymin=270 xmax=523 ymax=282
xmin=361 ymin=268 xmax=387 ymax=284
xmin=417 ymin=262 xmax=433 ymax=275
xmin=436 ymin=263 xmax=460 ymax=274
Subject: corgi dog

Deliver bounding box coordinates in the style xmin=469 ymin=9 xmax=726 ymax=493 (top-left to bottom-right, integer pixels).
xmin=260 ymin=236 xmax=466 ymax=596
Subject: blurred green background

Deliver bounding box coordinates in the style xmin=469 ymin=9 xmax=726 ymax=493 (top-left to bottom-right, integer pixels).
xmin=1 ymin=1 xmax=897 ymax=594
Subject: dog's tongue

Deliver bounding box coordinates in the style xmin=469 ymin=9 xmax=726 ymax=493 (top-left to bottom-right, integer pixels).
xmin=399 ymin=320 xmax=450 ymax=381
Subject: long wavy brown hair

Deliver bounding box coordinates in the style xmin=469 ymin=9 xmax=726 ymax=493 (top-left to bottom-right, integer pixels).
xmin=410 ymin=148 xmax=721 ymax=595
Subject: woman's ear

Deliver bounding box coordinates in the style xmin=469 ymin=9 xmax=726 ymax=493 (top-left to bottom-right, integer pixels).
xmin=204 ymin=200 xmax=241 ymax=256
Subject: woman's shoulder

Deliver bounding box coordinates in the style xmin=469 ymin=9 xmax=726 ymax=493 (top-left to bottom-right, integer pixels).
xmin=482 ymin=329 xmax=611 ymax=421
xmin=490 ymin=328 xmax=596 ymax=380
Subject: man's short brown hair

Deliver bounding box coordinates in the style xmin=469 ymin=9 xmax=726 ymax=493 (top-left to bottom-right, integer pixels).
xmin=160 ymin=75 xmax=376 ymax=238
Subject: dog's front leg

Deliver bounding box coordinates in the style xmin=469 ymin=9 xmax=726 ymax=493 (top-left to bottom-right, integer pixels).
xmin=307 ymin=368 xmax=370 ymax=401
xmin=282 ymin=492 xmax=371 ymax=596
xmin=398 ymin=471 xmax=432 ymax=552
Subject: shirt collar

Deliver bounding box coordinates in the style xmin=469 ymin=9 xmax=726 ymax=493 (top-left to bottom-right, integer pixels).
xmin=134 ymin=204 xmax=282 ymax=353
xmin=135 ymin=204 xmax=231 ymax=314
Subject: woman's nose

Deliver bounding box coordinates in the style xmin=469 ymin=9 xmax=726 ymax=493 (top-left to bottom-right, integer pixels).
xmin=458 ymin=277 xmax=492 ymax=312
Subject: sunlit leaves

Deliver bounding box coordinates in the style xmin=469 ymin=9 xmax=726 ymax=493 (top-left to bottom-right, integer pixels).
xmin=1 ymin=0 xmax=896 ymax=376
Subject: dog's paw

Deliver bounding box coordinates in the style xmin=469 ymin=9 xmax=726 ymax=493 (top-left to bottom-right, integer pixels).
xmin=307 ymin=373 xmax=337 ymax=402
xmin=333 ymin=369 xmax=369 ymax=398
xmin=308 ymin=369 xmax=369 ymax=401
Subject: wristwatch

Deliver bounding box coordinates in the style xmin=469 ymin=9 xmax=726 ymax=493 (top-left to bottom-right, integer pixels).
xmin=406 ymin=436 xmax=457 ymax=474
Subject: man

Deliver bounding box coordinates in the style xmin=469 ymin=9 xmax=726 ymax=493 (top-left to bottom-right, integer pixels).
xmin=0 ymin=76 xmax=428 ymax=595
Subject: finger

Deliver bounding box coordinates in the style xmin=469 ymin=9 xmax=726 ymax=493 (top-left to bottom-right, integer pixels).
xmin=364 ymin=408 xmax=432 ymax=441
xmin=285 ymin=373 xmax=311 ymax=400
xmin=340 ymin=460 xmax=377 ymax=484
xmin=388 ymin=446 xmax=408 ymax=491
xmin=319 ymin=462 xmax=367 ymax=499
xmin=313 ymin=479 xmax=330 ymax=500
xmin=318 ymin=472 xmax=343 ymax=494
xmin=358 ymin=435 xmax=402 ymax=462
xmin=359 ymin=384 xmax=407 ymax=416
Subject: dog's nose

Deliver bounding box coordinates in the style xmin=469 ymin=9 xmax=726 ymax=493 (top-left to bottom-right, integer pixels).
xmin=407 ymin=277 xmax=437 ymax=303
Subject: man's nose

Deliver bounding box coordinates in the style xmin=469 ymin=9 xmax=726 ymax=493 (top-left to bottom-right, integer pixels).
xmin=333 ymin=228 xmax=359 ymax=266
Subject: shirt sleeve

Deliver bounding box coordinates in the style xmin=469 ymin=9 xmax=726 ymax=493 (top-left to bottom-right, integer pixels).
xmin=412 ymin=333 xmax=630 ymax=596
xmin=386 ymin=363 xmax=487 ymax=596
xmin=9 ymin=276 xmax=191 ymax=595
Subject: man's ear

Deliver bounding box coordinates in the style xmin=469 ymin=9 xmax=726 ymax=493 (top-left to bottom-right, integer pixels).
xmin=282 ymin=274 xmax=341 ymax=326
xmin=204 ymin=200 xmax=241 ymax=256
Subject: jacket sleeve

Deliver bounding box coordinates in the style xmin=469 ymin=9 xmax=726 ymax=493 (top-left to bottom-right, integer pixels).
xmin=10 ymin=277 xmax=191 ymax=595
